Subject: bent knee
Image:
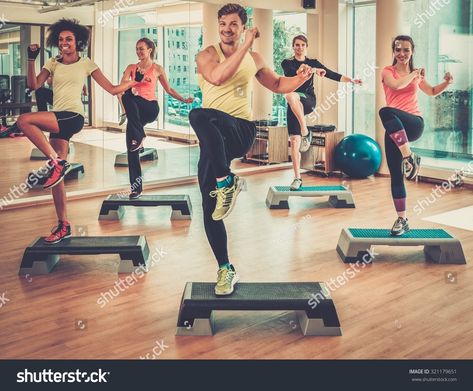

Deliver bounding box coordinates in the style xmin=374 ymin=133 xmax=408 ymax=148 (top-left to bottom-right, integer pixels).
xmin=285 ymin=93 xmax=299 ymax=105
xmin=379 ymin=107 xmax=393 ymax=119
xmin=189 ymin=108 xmax=209 ymax=126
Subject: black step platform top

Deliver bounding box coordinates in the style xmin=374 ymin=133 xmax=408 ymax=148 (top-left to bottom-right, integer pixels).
xmin=183 ymin=282 xmax=328 ymax=310
xmin=27 ymin=236 xmax=144 ymax=252
xmin=105 ymin=194 xmax=189 ymax=205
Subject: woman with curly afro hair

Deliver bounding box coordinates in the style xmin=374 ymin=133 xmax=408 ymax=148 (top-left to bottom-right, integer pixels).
xmin=16 ymin=18 xmax=146 ymax=244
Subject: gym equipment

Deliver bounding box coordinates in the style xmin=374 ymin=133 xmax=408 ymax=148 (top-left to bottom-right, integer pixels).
xmin=26 ymin=163 xmax=84 ymax=188
xmin=176 ymin=282 xmax=341 ymax=336
xmin=30 ymin=142 xmax=75 ymax=160
xmin=99 ymin=194 xmax=192 ymax=221
xmin=19 ymin=235 xmax=150 ymax=275
xmin=265 ymin=185 xmax=355 ymax=209
xmin=114 ymin=147 xmax=158 ymax=167
xmin=336 ymin=228 xmax=466 ymax=264
xmin=334 ymin=134 xmax=382 ymax=178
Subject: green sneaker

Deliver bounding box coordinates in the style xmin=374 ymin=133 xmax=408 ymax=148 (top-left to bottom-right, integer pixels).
xmin=215 ymin=265 xmax=239 ymax=296
xmin=210 ymin=175 xmax=245 ymax=221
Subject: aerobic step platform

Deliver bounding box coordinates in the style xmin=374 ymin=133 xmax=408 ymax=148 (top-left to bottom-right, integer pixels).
xmin=99 ymin=194 xmax=192 ymax=221
xmin=265 ymin=185 xmax=355 ymax=209
xmin=19 ymin=236 xmax=150 ymax=275
xmin=176 ymin=282 xmax=342 ymax=336
xmin=336 ymin=228 xmax=466 ymax=264
xmin=30 ymin=142 xmax=75 ymax=160
xmin=26 ymin=163 xmax=85 ymax=189
xmin=114 ymin=148 xmax=158 ymax=167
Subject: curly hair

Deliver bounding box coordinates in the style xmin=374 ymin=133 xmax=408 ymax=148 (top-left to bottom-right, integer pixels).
xmin=46 ymin=18 xmax=90 ymax=52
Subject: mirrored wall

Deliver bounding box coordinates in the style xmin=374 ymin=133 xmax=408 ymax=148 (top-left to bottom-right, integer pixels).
xmin=0 ymin=0 xmax=200 ymax=205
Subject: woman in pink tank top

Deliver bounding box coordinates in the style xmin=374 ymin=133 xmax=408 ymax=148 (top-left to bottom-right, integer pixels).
xmin=119 ymin=38 xmax=193 ymax=198
xmin=379 ymin=35 xmax=453 ymax=235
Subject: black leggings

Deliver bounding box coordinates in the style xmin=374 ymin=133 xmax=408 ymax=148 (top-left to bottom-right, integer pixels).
xmin=379 ymin=107 xmax=424 ymax=200
xmin=189 ymin=108 xmax=256 ymax=266
xmin=287 ymin=92 xmax=316 ymax=136
xmin=122 ymin=92 xmax=159 ymax=193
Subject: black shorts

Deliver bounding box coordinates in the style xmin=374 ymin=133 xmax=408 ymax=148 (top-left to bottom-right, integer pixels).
xmin=50 ymin=111 xmax=84 ymax=141
xmin=287 ymin=92 xmax=317 ymax=136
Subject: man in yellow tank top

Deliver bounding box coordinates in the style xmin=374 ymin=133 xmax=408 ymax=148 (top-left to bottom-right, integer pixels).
xmin=189 ymin=3 xmax=313 ymax=296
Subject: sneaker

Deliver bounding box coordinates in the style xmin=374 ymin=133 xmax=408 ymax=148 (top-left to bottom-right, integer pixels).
xmin=43 ymin=159 xmax=72 ymax=190
xmin=129 ymin=191 xmax=141 ymax=200
xmin=119 ymin=113 xmax=127 ymax=126
xmin=44 ymin=221 xmax=72 ymax=244
xmin=0 ymin=123 xmax=18 ymax=138
xmin=215 ymin=264 xmax=239 ymax=296
xmin=210 ymin=175 xmax=245 ymax=221
xmin=290 ymin=178 xmax=302 ymax=191
xmin=299 ymin=130 xmax=313 ymax=153
xmin=390 ymin=217 xmax=410 ymax=236
xmin=403 ymin=153 xmax=421 ymax=181
xmin=129 ymin=138 xmax=144 ymax=153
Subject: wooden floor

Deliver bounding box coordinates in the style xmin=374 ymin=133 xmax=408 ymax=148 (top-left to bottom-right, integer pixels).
xmin=0 ymin=128 xmax=201 ymax=200
xmin=0 ymin=169 xmax=472 ymax=359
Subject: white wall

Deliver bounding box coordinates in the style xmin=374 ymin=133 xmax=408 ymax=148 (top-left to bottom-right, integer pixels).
xmin=2 ymin=4 xmax=95 ymax=25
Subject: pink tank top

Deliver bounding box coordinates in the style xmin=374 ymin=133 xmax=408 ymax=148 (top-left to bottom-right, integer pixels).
xmin=382 ymin=66 xmax=422 ymax=116
xmin=130 ymin=63 xmax=157 ymax=101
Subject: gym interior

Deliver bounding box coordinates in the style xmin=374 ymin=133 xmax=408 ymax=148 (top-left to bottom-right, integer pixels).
xmin=0 ymin=0 xmax=472 ymax=370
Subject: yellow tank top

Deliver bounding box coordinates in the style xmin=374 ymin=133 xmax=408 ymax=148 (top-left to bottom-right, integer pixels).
xmin=198 ymin=44 xmax=257 ymax=121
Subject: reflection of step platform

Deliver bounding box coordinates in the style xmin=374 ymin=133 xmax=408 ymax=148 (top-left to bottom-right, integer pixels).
xmin=30 ymin=142 xmax=75 ymax=160
xmin=176 ymin=282 xmax=342 ymax=336
xmin=336 ymin=228 xmax=467 ymax=264
xmin=26 ymin=163 xmax=84 ymax=188
xmin=98 ymin=194 xmax=192 ymax=221
xmin=114 ymin=148 xmax=158 ymax=167
xmin=18 ymin=235 xmax=150 ymax=275
xmin=265 ymin=185 xmax=355 ymax=209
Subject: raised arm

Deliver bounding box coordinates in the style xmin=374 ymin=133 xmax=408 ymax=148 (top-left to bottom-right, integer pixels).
xmin=419 ymin=72 xmax=453 ymax=97
xmin=252 ymin=51 xmax=312 ymax=94
xmin=157 ymin=65 xmax=193 ymax=103
xmin=197 ymin=28 xmax=259 ymax=86
xmin=91 ymin=67 xmax=137 ymax=96
xmin=382 ymin=67 xmax=422 ymax=90
xmin=27 ymin=45 xmax=50 ymax=90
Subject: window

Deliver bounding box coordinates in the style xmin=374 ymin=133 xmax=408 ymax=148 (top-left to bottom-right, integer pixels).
xmin=405 ymin=0 xmax=473 ymax=167
xmin=351 ymin=2 xmax=376 ymax=137
xmin=117 ymin=13 xmax=158 ymax=125
xmin=272 ymin=12 xmax=307 ymax=124
xmin=163 ymin=26 xmax=203 ymax=131
xmin=177 ymin=42 xmax=180 ymax=49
